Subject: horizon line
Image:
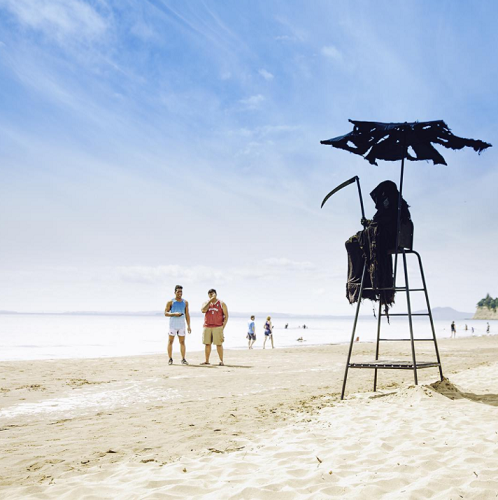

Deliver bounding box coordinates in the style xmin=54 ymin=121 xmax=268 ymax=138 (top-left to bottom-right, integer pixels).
xmin=0 ymin=306 xmax=474 ymax=318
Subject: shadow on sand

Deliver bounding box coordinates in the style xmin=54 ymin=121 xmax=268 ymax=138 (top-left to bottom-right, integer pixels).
xmin=430 ymin=378 xmax=498 ymax=407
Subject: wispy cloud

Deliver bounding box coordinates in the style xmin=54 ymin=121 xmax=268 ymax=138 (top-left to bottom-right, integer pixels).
xmin=274 ymin=16 xmax=307 ymax=43
xmin=154 ymin=1 xmax=252 ymax=63
xmin=238 ymin=94 xmax=265 ymax=111
xmin=259 ymin=68 xmax=274 ymax=81
xmin=117 ymin=265 xmax=225 ymax=284
xmin=1 ymin=0 xmax=108 ymax=43
xmin=321 ymin=45 xmax=343 ymax=61
xmin=228 ymin=124 xmax=300 ymax=139
xmin=262 ymin=258 xmax=316 ymax=271
xmin=275 ymin=35 xmax=296 ymax=42
xmin=117 ymin=258 xmax=316 ymax=285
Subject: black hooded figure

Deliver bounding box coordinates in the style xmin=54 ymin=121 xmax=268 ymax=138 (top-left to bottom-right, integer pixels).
xmin=345 ymin=180 xmax=411 ymax=311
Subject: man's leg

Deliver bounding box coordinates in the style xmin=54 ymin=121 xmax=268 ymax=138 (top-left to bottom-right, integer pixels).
xmin=204 ymin=344 xmax=212 ymax=363
xmin=168 ymin=335 xmax=175 ymax=359
xmin=216 ymin=344 xmax=224 ymax=364
xmin=179 ymin=336 xmax=186 ymax=360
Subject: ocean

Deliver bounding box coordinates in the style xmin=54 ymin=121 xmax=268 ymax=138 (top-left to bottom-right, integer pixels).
xmin=0 ymin=313 xmax=493 ymax=362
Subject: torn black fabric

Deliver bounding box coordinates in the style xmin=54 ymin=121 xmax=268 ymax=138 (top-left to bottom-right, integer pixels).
xmin=321 ymin=120 xmax=492 ymax=166
xmin=346 ymin=181 xmax=411 ymax=311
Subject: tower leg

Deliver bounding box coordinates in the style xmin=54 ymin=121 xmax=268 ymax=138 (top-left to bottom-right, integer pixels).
xmin=402 ymin=250 xmax=418 ymax=385
xmin=373 ymin=299 xmax=383 ymax=392
xmin=341 ymin=264 xmax=366 ymax=400
xmin=413 ymin=250 xmax=444 ymax=381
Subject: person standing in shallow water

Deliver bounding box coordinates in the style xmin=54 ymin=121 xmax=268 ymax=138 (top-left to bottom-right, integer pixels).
xmin=450 ymin=321 xmax=456 ymax=339
xmin=263 ymin=316 xmax=274 ymax=349
xmin=201 ymin=289 xmax=228 ymax=366
xmin=164 ymin=285 xmax=191 ymax=365
xmin=247 ymin=315 xmax=256 ymax=349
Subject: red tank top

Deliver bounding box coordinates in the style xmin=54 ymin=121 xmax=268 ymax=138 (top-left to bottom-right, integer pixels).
xmin=204 ymin=300 xmax=224 ymax=327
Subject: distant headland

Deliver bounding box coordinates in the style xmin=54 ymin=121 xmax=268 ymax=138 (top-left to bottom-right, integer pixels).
xmin=473 ymin=294 xmax=498 ymax=320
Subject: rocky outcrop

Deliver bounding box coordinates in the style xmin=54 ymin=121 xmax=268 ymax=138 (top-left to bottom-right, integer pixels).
xmin=473 ymin=307 xmax=498 ymax=320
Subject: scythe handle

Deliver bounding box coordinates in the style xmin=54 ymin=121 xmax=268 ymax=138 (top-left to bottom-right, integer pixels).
xmin=355 ymin=177 xmax=366 ymax=223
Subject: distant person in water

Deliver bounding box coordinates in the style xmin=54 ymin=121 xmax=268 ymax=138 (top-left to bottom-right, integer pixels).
xmin=201 ymin=289 xmax=228 ymax=366
xmin=450 ymin=321 xmax=456 ymax=339
xmin=247 ymin=315 xmax=256 ymax=349
xmin=487 ymin=322 xmax=490 ymax=334
xmin=164 ymin=285 xmax=191 ymax=365
xmin=263 ymin=316 xmax=274 ymax=349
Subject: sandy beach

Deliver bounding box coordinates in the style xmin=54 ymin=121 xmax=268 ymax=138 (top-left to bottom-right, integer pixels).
xmin=1 ymin=336 xmax=497 ymax=499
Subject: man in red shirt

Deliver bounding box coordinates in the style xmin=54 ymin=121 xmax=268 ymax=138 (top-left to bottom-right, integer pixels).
xmin=201 ymin=289 xmax=229 ymax=366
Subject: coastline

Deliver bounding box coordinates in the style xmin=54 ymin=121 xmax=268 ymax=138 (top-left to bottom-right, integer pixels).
xmin=1 ymin=336 xmax=498 ymax=498
xmin=1 ymin=313 xmax=494 ymax=362
xmin=473 ymin=307 xmax=498 ymax=320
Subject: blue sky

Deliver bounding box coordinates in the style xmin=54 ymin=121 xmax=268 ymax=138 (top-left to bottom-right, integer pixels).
xmin=0 ymin=0 xmax=497 ymax=315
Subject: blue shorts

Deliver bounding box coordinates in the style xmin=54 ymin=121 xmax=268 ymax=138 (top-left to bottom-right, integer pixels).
xmin=247 ymin=333 xmax=256 ymax=340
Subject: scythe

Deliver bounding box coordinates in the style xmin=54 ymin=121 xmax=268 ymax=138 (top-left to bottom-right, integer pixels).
xmin=321 ymin=176 xmax=366 ymax=226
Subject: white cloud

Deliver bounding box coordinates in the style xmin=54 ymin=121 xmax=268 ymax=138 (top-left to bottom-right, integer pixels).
xmin=117 ymin=258 xmax=316 ymax=285
xmin=275 ymin=35 xmax=295 ymax=42
xmin=321 ymin=45 xmax=343 ymax=61
xmin=1 ymin=0 xmax=107 ymax=43
xmin=117 ymin=265 xmax=226 ymax=284
xmin=228 ymin=124 xmax=299 ymax=139
xmin=274 ymin=17 xmax=307 ymax=44
xmin=261 ymin=258 xmax=316 ymax=271
xmin=238 ymin=94 xmax=265 ymax=110
xmin=258 ymin=68 xmax=274 ymax=81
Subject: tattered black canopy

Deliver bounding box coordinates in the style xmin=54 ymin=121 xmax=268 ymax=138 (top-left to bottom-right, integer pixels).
xmin=320 ymin=120 xmax=491 ymax=166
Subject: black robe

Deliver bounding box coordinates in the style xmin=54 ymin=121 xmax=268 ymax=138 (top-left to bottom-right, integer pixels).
xmin=345 ymin=181 xmax=411 ymax=310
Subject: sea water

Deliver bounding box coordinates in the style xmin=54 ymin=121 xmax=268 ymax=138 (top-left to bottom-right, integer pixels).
xmin=0 ymin=313 xmax=493 ymax=362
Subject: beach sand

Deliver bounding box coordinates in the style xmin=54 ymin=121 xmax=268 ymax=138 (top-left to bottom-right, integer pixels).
xmin=1 ymin=336 xmax=497 ymax=498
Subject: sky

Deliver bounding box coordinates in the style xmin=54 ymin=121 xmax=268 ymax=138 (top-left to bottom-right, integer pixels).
xmin=0 ymin=0 xmax=497 ymax=316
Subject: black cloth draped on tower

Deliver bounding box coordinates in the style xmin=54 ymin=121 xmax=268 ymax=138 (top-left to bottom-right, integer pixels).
xmin=345 ymin=180 xmax=411 ymax=309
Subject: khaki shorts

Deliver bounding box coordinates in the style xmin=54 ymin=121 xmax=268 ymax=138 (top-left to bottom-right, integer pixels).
xmin=203 ymin=326 xmax=224 ymax=346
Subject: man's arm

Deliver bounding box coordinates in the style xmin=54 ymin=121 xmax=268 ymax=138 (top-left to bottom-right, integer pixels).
xmin=164 ymin=300 xmax=172 ymax=316
xmin=221 ymin=302 xmax=229 ymax=329
xmin=185 ymin=300 xmax=191 ymax=333
xmin=201 ymin=296 xmax=216 ymax=313
xmin=164 ymin=301 xmax=182 ymax=317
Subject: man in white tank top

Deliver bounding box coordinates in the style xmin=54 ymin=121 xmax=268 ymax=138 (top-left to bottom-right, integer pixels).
xmin=164 ymin=285 xmax=191 ymax=365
